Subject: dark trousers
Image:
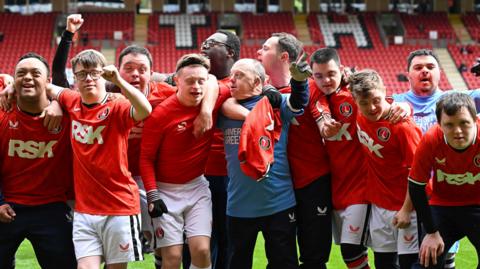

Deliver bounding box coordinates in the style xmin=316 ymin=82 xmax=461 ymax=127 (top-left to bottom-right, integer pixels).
xmin=226 ymin=207 xmax=299 ymax=269
xmin=294 ymin=175 xmax=332 ymax=269
xmin=414 ymin=205 xmax=480 ymax=269
xmin=0 ymin=202 xmax=76 ymax=269
xmin=206 ymin=175 xmax=229 ymax=269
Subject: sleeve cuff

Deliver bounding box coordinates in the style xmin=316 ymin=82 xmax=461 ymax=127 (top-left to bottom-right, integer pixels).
xmin=62 ymin=30 xmax=74 ymax=41
xmin=290 ymin=79 xmax=307 ymax=88
xmin=408 ymin=177 xmax=427 ymax=185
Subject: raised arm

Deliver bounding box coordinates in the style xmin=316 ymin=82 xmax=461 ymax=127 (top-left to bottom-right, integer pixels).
xmin=288 ymin=51 xmax=311 ymax=112
xmin=52 ymin=14 xmax=84 ymax=88
xmin=102 ymin=65 xmax=152 ymax=121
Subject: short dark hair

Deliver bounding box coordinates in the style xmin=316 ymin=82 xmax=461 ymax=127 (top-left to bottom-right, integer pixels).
xmin=217 ymin=29 xmax=241 ymax=62
xmin=348 ymin=69 xmax=386 ymax=99
xmin=435 ymin=92 xmax=477 ymax=123
xmin=17 ymin=52 xmax=50 ymax=77
xmin=175 ymin=53 xmax=210 ymax=74
xmin=406 ymin=49 xmax=440 ymax=71
xmin=71 ymin=49 xmax=107 ymax=73
xmin=118 ymin=45 xmax=153 ymax=68
xmin=272 ymin=32 xmax=302 ymax=63
xmin=310 ymin=48 xmax=341 ymax=66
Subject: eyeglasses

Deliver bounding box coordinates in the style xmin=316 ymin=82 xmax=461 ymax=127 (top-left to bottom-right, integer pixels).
xmin=201 ymin=39 xmax=232 ymax=50
xmin=74 ymin=70 xmax=103 ymax=81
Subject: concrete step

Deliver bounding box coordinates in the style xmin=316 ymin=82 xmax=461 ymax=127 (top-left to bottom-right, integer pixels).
xmin=293 ymin=14 xmax=312 ymax=45
xmin=434 ymin=48 xmax=468 ymax=90
xmin=134 ymin=14 xmax=149 ymax=46
xmin=448 ymin=14 xmax=472 ymax=44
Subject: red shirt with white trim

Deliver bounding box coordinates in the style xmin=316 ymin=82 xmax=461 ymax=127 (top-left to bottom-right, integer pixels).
xmin=0 ymin=106 xmax=72 ymax=206
xmin=311 ymin=82 xmax=368 ymax=209
xmin=205 ymin=78 xmax=230 ymax=176
xmin=357 ymin=114 xmax=421 ymax=211
xmin=409 ymin=121 xmax=480 ymax=206
xmin=58 ymin=90 xmax=139 ymax=215
xmin=140 ymin=87 xmax=230 ymax=191
xmin=238 ymin=96 xmax=282 ymax=180
xmin=128 ymin=82 xmax=176 ymax=177
xmin=279 ymin=83 xmax=330 ymax=189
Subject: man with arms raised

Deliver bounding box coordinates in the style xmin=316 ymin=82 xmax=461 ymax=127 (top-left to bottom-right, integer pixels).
xmin=47 ymin=49 xmax=152 ymax=269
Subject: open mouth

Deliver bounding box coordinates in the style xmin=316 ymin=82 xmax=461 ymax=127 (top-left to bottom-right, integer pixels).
xmin=130 ymin=81 xmax=140 ymax=88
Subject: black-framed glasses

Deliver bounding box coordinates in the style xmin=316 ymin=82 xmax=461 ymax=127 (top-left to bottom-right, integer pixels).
xmin=74 ymin=70 xmax=103 ymax=81
xmin=201 ymin=39 xmax=232 ymax=50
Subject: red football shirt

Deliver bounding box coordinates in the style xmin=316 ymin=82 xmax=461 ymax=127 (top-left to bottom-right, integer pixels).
xmin=58 ymin=89 xmax=139 ymax=215
xmin=238 ymin=96 xmax=282 ymax=180
xmin=357 ymin=114 xmax=421 ymax=211
xmin=205 ymin=78 xmax=231 ymax=176
xmin=311 ymin=82 xmax=368 ymax=210
xmin=409 ymin=121 xmax=480 ymax=206
xmin=0 ymin=107 xmax=73 ymax=206
xmin=279 ymin=83 xmax=330 ymax=189
xmin=127 ymin=82 xmax=176 ymax=177
xmin=0 ymin=77 xmax=5 ymax=91
xmin=141 ymin=87 xmax=230 ymax=191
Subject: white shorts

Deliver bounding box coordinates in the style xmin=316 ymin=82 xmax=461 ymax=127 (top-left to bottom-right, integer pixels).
xmin=332 ymin=204 xmax=370 ymax=245
xmin=73 ymin=212 xmax=143 ymax=264
xmin=369 ymin=204 xmax=419 ymax=254
xmin=151 ymin=175 xmax=212 ymax=249
xmin=134 ymin=176 xmax=153 ymax=233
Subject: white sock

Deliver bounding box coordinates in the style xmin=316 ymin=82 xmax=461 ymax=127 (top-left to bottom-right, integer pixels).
xmin=189 ymin=264 xmax=211 ymax=269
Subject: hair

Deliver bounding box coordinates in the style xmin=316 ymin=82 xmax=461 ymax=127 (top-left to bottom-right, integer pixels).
xmin=310 ymin=48 xmax=341 ymax=66
xmin=406 ymin=49 xmax=440 ymax=71
xmin=435 ymin=92 xmax=477 ymax=123
xmin=217 ymin=29 xmax=241 ymax=61
xmin=175 ymin=53 xmax=210 ymax=74
xmin=272 ymin=32 xmax=303 ymax=63
xmin=17 ymin=52 xmax=50 ymax=77
xmin=118 ymin=45 xmax=153 ymax=68
xmin=71 ymin=49 xmax=107 ymax=73
xmin=235 ymin=58 xmax=266 ymax=84
xmin=348 ymin=69 xmax=386 ymax=99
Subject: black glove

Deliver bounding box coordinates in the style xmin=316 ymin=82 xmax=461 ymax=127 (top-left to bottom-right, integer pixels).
xmin=261 ymin=85 xmax=282 ymax=109
xmin=146 ymin=190 xmax=168 ymax=218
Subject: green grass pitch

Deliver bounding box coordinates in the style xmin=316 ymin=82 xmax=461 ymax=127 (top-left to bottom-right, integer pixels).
xmin=15 ymin=236 xmax=478 ymax=268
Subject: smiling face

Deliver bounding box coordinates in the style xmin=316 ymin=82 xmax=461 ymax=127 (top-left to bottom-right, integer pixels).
xmin=14 ymin=57 xmax=50 ymax=102
xmin=440 ymin=106 xmax=476 ymax=150
xmin=119 ymin=53 xmax=152 ymax=94
xmin=354 ymin=88 xmax=390 ymax=122
xmin=408 ymin=55 xmax=441 ymax=96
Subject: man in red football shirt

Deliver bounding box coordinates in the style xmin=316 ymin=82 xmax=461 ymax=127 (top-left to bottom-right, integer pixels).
xmin=0 ymin=53 xmax=76 ymax=269
xmin=349 ymin=69 xmax=422 ymax=269
xmin=256 ymin=32 xmax=332 ymax=269
xmin=141 ymin=54 xmax=228 ymax=269
xmin=308 ymin=48 xmax=371 ymax=269
xmin=409 ymin=92 xmax=480 ymax=269
xmin=47 ymin=49 xmax=152 ymax=269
